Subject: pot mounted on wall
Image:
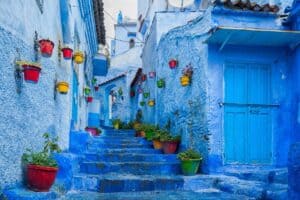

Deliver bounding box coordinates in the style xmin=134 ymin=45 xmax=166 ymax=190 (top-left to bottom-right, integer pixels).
xmin=140 ymin=101 xmax=145 ymax=106
xmin=84 ymin=87 xmax=91 ymax=96
xmin=180 ymin=75 xmax=190 ymax=86
xmin=130 ymin=90 xmax=135 ymax=97
xmin=143 ymin=92 xmax=150 ymax=98
xmin=169 ymin=59 xmax=178 ymax=69
xmin=86 ymin=96 xmax=93 ymax=103
xmin=157 ymin=79 xmax=165 ymax=88
xmin=149 ymin=71 xmax=156 ymax=78
xmin=141 ymin=74 xmax=147 ymax=82
xmin=73 ymin=51 xmax=85 ymax=64
xmin=94 ymin=85 xmax=99 ymax=91
xmin=39 ymin=39 xmax=54 ymax=57
xmin=148 ymin=99 xmax=155 ymax=107
xmin=56 ymin=81 xmax=69 ymax=94
xmin=21 ymin=62 xmax=42 ymax=83
xmin=61 ymin=47 xmax=73 ymax=60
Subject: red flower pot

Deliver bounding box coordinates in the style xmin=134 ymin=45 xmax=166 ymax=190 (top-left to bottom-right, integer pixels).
xmin=27 ymin=164 xmax=58 ymax=192
xmin=94 ymin=86 xmax=99 ymax=91
xmin=141 ymin=74 xmax=147 ymax=82
xmin=163 ymin=141 xmax=179 ymax=154
xmin=39 ymin=39 xmax=54 ymax=57
xmin=61 ymin=47 xmax=73 ymax=59
xmin=130 ymin=90 xmax=135 ymax=97
xmin=169 ymin=59 xmax=178 ymax=69
xmin=85 ymin=127 xmax=100 ymax=136
xmin=87 ymin=96 xmax=93 ymax=103
xmin=22 ymin=64 xmax=42 ymax=83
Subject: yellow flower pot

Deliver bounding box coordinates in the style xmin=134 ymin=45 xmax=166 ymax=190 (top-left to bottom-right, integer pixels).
xmin=153 ymin=140 xmax=163 ymax=150
xmin=148 ymin=99 xmax=155 ymax=107
xmin=180 ymin=75 xmax=190 ymax=86
xmin=56 ymin=82 xmax=69 ymax=94
xmin=73 ymin=51 xmax=85 ymax=64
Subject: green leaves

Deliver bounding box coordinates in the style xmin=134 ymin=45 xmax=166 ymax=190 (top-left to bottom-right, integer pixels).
xmin=177 ymin=149 xmax=202 ymax=161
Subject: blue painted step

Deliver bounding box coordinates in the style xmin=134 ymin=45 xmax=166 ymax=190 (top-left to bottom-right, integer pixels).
xmin=80 ymin=161 xmax=181 ymax=175
xmin=72 ymin=173 xmax=184 ymax=192
xmin=90 ymin=137 xmax=151 ymax=145
xmin=87 ymin=142 xmax=151 ymax=149
xmin=2 ymin=187 xmax=58 ymax=200
xmin=59 ymin=190 xmax=254 ymax=200
xmin=103 ymin=130 xmax=136 ymax=137
xmin=84 ymin=153 xmax=178 ymax=162
xmin=85 ymin=148 xmax=162 ymax=154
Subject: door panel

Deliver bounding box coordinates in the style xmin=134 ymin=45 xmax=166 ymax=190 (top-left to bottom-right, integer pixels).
xmin=224 ymin=62 xmax=272 ymax=164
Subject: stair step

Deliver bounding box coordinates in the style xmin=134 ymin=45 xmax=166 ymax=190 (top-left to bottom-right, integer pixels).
xmin=60 ymin=190 xmax=253 ymax=200
xmin=80 ymin=161 xmax=180 ymax=175
xmin=89 ymin=138 xmax=151 ymax=145
xmin=2 ymin=187 xmax=58 ymax=200
xmin=85 ymin=148 xmax=162 ymax=154
xmin=103 ymin=130 xmax=136 ymax=137
xmin=87 ymin=143 xmax=151 ymax=149
xmin=72 ymin=173 xmax=184 ymax=192
xmin=84 ymin=153 xmax=178 ymax=162
xmin=265 ymin=183 xmax=288 ymax=200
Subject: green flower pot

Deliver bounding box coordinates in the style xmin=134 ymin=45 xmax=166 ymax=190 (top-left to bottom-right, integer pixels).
xmin=143 ymin=92 xmax=150 ymax=98
xmin=157 ymin=79 xmax=165 ymax=88
xmin=84 ymin=87 xmax=91 ymax=96
xmin=180 ymin=159 xmax=201 ymax=176
xmin=140 ymin=101 xmax=145 ymax=106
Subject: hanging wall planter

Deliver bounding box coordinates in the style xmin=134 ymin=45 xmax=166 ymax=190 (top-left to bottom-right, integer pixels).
xmin=73 ymin=51 xmax=85 ymax=64
xmin=21 ymin=62 xmax=42 ymax=83
xmin=149 ymin=71 xmax=156 ymax=78
xmin=140 ymin=101 xmax=145 ymax=106
xmin=84 ymin=87 xmax=91 ymax=96
xmin=180 ymin=75 xmax=190 ymax=86
xmin=169 ymin=59 xmax=178 ymax=69
xmin=137 ymin=87 xmax=143 ymax=94
xmin=94 ymin=86 xmax=99 ymax=91
xmin=61 ymin=47 xmax=73 ymax=59
xmin=130 ymin=90 xmax=135 ymax=97
xmin=148 ymin=99 xmax=155 ymax=107
xmin=92 ymin=78 xmax=97 ymax=85
xmin=39 ymin=39 xmax=55 ymax=57
xmin=141 ymin=74 xmax=147 ymax=82
xmin=56 ymin=82 xmax=69 ymax=94
xmin=86 ymin=96 xmax=93 ymax=103
xmin=143 ymin=92 xmax=150 ymax=98
xmin=181 ymin=63 xmax=193 ymax=87
xmin=157 ymin=79 xmax=165 ymax=88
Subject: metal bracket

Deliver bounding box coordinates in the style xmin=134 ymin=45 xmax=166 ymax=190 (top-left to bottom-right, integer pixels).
xmin=54 ymin=74 xmax=58 ymax=100
xmin=58 ymin=40 xmax=62 ymax=64
xmin=34 ymin=31 xmax=40 ymax=62
xmin=14 ymin=48 xmax=23 ymax=94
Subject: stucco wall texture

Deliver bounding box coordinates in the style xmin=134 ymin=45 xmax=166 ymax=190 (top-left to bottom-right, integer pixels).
xmin=0 ymin=0 xmax=94 ymax=188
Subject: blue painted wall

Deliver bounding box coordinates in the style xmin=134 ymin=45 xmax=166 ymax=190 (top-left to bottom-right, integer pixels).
xmin=0 ymin=0 xmax=98 ymax=189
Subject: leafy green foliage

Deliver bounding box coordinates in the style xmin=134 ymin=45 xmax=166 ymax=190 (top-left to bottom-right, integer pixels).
xmin=120 ymin=121 xmax=134 ymax=129
xmin=177 ymin=149 xmax=202 ymax=161
xmin=22 ymin=133 xmax=61 ymax=167
xmin=160 ymin=134 xmax=181 ymax=142
xmin=112 ymin=118 xmax=121 ymax=126
xmin=152 ymin=130 xmax=169 ymax=140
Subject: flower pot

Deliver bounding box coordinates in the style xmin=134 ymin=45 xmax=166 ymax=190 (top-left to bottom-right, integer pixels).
xmin=137 ymin=88 xmax=143 ymax=94
xmin=153 ymin=140 xmax=163 ymax=150
xmin=73 ymin=51 xmax=85 ymax=64
xmin=157 ymin=79 xmax=165 ymax=88
xmin=140 ymin=101 xmax=145 ymax=106
xmin=85 ymin=127 xmax=100 ymax=136
xmin=180 ymin=159 xmax=201 ymax=176
xmin=169 ymin=59 xmax=178 ymax=69
xmin=27 ymin=164 xmax=58 ymax=192
xmin=113 ymin=123 xmax=120 ymax=130
xmin=143 ymin=92 xmax=150 ymax=98
xmin=92 ymin=78 xmax=97 ymax=85
xmin=148 ymin=99 xmax=155 ymax=107
xmin=163 ymin=141 xmax=179 ymax=154
xmin=141 ymin=74 xmax=147 ymax=82
xmin=56 ymin=82 xmax=69 ymax=94
xmin=84 ymin=87 xmax=91 ymax=96
xmin=39 ymin=39 xmax=54 ymax=57
xmin=180 ymin=75 xmax=190 ymax=86
xmin=130 ymin=90 xmax=135 ymax=97
xmin=61 ymin=47 xmax=73 ymax=59
xmin=94 ymin=86 xmax=99 ymax=91
xmin=22 ymin=63 xmax=42 ymax=83
xmin=149 ymin=71 xmax=156 ymax=78
xmin=86 ymin=96 xmax=93 ymax=103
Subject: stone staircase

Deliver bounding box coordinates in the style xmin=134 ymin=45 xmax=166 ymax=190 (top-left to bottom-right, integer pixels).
xmin=2 ymin=129 xmax=288 ymax=199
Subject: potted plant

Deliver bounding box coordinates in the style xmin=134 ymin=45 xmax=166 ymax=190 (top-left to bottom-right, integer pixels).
xmin=152 ymin=130 xmax=169 ymax=150
xmin=86 ymin=96 xmax=93 ymax=103
xmin=22 ymin=133 xmax=61 ymax=192
xmin=61 ymin=46 xmax=73 ymax=59
xmin=56 ymin=81 xmax=69 ymax=94
xmin=134 ymin=123 xmax=146 ymax=137
xmin=19 ymin=61 xmax=42 ymax=83
xmin=149 ymin=71 xmax=156 ymax=78
xmin=130 ymin=89 xmax=135 ymax=97
xmin=92 ymin=78 xmax=97 ymax=85
xmin=161 ymin=135 xmax=181 ymax=154
xmin=112 ymin=119 xmax=121 ymax=129
xmin=85 ymin=127 xmax=101 ymax=136
xmin=94 ymin=85 xmax=99 ymax=91
xmin=144 ymin=124 xmax=158 ymax=141
xmin=143 ymin=92 xmax=150 ymax=98
xmin=169 ymin=59 xmax=178 ymax=69
xmin=177 ymin=149 xmax=202 ymax=176
xmin=180 ymin=63 xmax=193 ymax=86
xmin=84 ymin=87 xmax=91 ymax=96
xmin=141 ymin=74 xmax=147 ymax=82
xmin=39 ymin=39 xmax=55 ymax=57
xmin=148 ymin=99 xmax=155 ymax=107
xmin=157 ymin=79 xmax=165 ymax=88
xmin=137 ymin=87 xmax=143 ymax=94
xmin=140 ymin=101 xmax=146 ymax=106
xmin=73 ymin=51 xmax=85 ymax=64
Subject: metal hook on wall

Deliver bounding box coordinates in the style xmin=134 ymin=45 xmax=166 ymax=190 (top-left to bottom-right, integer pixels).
xmin=14 ymin=48 xmax=23 ymax=94
xmin=34 ymin=31 xmax=40 ymax=62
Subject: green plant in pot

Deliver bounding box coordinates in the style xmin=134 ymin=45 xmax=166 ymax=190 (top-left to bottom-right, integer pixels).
xmin=144 ymin=124 xmax=158 ymax=141
xmin=22 ymin=133 xmax=61 ymax=192
xmin=152 ymin=130 xmax=169 ymax=150
xmin=112 ymin=118 xmax=121 ymax=129
xmin=161 ymin=135 xmax=181 ymax=154
xmin=177 ymin=149 xmax=202 ymax=176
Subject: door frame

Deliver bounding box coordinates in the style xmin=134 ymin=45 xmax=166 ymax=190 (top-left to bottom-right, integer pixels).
xmin=222 ymin=59 xmax=274 ymax=165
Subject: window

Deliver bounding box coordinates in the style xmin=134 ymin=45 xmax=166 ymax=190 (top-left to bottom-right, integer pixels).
xmin=129 ymin=39 xmax=135 ymax=49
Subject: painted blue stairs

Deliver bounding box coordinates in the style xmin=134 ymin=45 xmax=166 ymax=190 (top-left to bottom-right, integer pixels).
xmin=2 ymin=129 xmax=288 ymax=199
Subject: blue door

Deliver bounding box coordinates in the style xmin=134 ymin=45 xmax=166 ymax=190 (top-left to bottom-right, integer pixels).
xmin=224 ymin=63 xmax=272 ymax=164
xmin=71 ymin=70 xmax=79 ymax=130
